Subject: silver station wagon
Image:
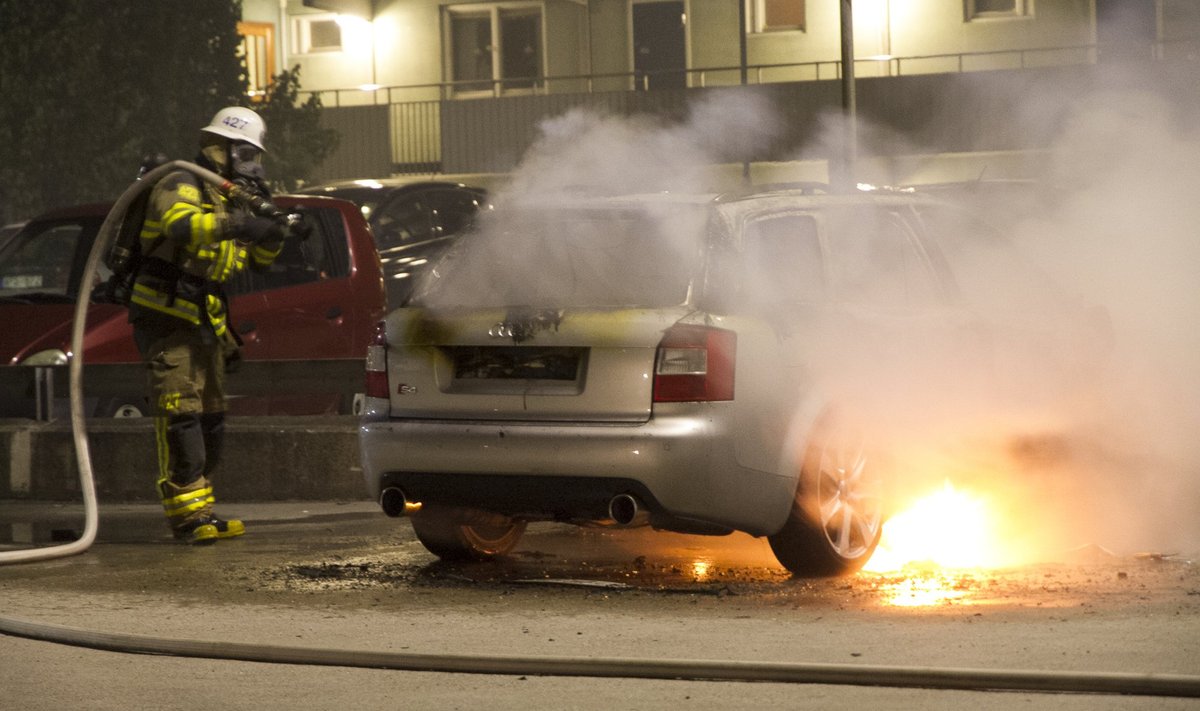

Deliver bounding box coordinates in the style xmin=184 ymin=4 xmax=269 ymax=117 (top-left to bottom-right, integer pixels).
xmin=358 ymin=184 xmax=1091 ymax=576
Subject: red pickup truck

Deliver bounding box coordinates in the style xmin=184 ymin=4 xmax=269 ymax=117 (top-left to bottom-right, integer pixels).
xmin=0 ymin=195 xmax=386 ymax=416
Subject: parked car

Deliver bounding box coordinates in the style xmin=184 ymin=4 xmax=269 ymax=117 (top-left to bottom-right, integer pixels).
xmin=297 ymin=179 xmax=492 ymax=308
xmin=357 ymin=184 xmax=1104 ymax=576
xmin=0 ymin=221 xmax=26 ymax=252
xmin=0 ymin=195 xmax=386 ymax=416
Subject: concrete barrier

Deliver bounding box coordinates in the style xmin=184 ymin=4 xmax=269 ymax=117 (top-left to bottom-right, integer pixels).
xmin=0 ymin=416 xmax=368 ymax=503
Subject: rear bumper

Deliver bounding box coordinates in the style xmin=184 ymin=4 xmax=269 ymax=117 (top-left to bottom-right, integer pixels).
xmin=357 ymin=401 xmax=795 ymax=536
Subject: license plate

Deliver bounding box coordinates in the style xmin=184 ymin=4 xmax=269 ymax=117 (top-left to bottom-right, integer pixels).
xmin=1 ymin=274 xmax=43 ymax=289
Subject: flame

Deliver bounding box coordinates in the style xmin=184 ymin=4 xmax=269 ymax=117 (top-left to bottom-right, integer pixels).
xmin=863 ymin=480 xmax=1020 ymax=607
xmin=866 ymin=480 xmax=1012 ymax=573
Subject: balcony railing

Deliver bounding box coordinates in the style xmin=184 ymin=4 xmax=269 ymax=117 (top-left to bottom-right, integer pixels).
xmin=300 ymin=39 xmax=1197 ymax=180
xmin=302 ymin=43 xmax=1115 ymax=108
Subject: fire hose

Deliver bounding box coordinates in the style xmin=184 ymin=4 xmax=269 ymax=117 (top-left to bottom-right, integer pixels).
xmin=2 ymin=166 xmax=1199 ymax=699
xmin=0 ymin=613 xmax=1198 ymax=698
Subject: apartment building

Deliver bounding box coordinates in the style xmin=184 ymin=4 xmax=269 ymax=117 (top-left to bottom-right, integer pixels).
xmin=236 ymin=1 xmax=1199 ymax=181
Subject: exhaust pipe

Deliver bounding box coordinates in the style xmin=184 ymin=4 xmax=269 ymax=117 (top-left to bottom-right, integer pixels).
xmin=380 ymin=487 xmax=422 ymax=517
xmin=608 ymin=494 xmax=650 ymax=527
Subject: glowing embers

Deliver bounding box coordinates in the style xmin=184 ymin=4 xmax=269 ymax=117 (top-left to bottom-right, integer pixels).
xmin=873 ymin=569 xmax=982 ymax=607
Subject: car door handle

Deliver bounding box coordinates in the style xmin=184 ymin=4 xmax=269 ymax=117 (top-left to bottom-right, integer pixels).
xmin=239 ymin=321 xmax=256 ymax=334
xmin=325 ymin=306 xmax=342 ymax=320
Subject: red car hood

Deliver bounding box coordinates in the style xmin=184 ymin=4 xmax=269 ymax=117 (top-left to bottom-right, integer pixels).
xmin=0 ymin=303 xmax=138 ymax=365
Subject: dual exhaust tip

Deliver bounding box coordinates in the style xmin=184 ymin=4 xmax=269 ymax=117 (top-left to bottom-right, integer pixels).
xmin=608 ymin=493 xmax=650 ymax=527
xmin=382 ymin=487 xmax=649 ymax=528
xmin=380 ymin=487 xmax=422 ymax=517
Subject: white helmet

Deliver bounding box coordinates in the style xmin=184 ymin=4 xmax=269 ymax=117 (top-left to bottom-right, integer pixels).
xmin=201 ymin=106 xmax=267 ymax=151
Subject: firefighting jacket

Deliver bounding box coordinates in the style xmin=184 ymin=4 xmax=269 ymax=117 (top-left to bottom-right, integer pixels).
xmin=129 ymin=170 xmax=282 ymax=337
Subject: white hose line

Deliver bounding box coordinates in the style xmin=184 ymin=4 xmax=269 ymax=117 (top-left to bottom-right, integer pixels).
xmin=0 ymin=614 xmax=1198 ymax=698
xmin=0 ymin=161 xmax=233 ymax=565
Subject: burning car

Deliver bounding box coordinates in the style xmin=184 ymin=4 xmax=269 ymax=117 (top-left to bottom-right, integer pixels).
xmin=357 ymin=184 xmax=1101 ymax=576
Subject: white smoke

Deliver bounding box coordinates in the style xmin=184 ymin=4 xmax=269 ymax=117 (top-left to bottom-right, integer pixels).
xmin=421 ymin=91 xmax=778 ymax=308
xmin=502 ymin=90 xmax=779 ymax=202
xmin=1004 ymin=87 xmax=1200 ymax=554
xmin=835 ymin=73 xmax=1200 ymax=558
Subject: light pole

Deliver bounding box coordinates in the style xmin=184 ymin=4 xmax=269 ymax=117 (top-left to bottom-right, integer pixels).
xmin=739 ymin=0 xmax=750 ymax=183
xmin=837 ymin=0 xmax=858 ymax=190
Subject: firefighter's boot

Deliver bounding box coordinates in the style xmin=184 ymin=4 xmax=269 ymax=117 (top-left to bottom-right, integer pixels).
xmin=201 ymin=514 xmax=245 ymax=539
xmin=170 ymin=513 xmax=245 ymax=544
xmin=159 ymin=480 xmax=246 ymax=543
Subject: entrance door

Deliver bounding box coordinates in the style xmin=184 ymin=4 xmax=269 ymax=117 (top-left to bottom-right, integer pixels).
xmin=632 ymin=1 xmax=686 ymax=90
xmin=1095 ymin=0 xmax=1157 ymax=61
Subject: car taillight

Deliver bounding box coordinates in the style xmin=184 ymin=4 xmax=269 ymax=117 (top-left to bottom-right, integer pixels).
xmin=653 ymin=324 xmax=735 ymax=403
xmin=365 ymin=320 xmax=389 ymax=399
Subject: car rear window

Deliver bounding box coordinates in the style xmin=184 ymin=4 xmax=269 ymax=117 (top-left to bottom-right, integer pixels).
xmin=0 ymin=217 xmax=100 ymax=301
xmin=226 ymin=206 xmax=351 ymax=295
xmin=824 ymin=205 xmax=945 ymax=307
xmin=415 ymin=205 xmax=704 ymax=308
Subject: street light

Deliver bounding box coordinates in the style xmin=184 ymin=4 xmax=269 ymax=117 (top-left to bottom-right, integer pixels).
xmin=837 ymin=0 xmax=858 ymax=190
xmin=739 ymin=0 xmax=749 ymax=183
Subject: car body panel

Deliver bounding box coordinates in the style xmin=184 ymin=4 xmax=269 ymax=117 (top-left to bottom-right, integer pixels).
xmin=0 ymin=303 xmax=139 ymax=365
xmin=382 ymin=306 xmax=693 ymax=422
xmin=358 ymin=402 xmax=798 ymax=536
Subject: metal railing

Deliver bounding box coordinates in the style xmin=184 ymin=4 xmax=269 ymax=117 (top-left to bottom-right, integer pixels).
xmin=301 ymin=38 xmax=1197 ymax=178
xmin=302 ymin=43 xmax=1112 ymax=108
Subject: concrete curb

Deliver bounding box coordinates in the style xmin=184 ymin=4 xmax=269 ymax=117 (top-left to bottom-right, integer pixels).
xmin=0 ymin=417 xmax=368 ymax=503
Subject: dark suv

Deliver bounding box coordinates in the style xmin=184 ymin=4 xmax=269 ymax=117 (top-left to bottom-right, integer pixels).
xmin=0 ymin=195 xmax=386 ymax=416
xmin=297 ymin=179 xmax=491 ymax=307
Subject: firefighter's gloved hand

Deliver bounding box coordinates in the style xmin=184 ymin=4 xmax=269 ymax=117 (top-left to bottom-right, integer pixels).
xmin=226 ymin=212 xmax=284 ymax=245
xmin=283 ymin=210 xmax=314 ymax=242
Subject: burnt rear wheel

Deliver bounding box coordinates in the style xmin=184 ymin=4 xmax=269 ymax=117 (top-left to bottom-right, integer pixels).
xmin=768 ymin=416 xmax=884 ymax=577
xmin=410 ymin=506 xmax=526 ymax=561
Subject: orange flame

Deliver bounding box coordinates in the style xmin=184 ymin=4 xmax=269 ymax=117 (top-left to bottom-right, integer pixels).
xmin=866 ymin=480 xmax=1016 ymax=573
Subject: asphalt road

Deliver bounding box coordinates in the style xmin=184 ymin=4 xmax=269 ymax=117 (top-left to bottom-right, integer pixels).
xmin=1 ymin=500 xmax=1198 ymax=710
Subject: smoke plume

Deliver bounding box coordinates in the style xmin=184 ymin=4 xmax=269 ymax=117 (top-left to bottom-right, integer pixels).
xmin=429 ymin=70 xmax=1200 ymax=560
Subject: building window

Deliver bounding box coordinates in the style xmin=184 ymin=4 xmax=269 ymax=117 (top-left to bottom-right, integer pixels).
xmin=447 ymin=4 xmax=543 ymax=94
xmin=293 ymin=14 xmax=343 ymax=54
xmin=966 ymin=0 xmax=1030 ymax=20
xmin=237 ymin=21 xmax=276 ymax=98
xmin=748 ymin=0 xmax=806 ymax=33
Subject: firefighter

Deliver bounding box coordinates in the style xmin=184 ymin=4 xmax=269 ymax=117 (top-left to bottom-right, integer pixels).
xmin=130 ymin=106 xmax=292 ymax=544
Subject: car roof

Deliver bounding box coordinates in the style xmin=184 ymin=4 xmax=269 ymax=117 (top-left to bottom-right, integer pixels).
xmin=297 ymin=178 xmax=487 ymax=197
xmin=504 ymin=182 xmax=945 ymax=213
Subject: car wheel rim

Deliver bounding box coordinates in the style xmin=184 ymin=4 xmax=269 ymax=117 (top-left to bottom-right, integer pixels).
xmin=814 ymin=428 xmax=883 ymax=559
xmin=460 ymin=522 xmax=520 ymax=553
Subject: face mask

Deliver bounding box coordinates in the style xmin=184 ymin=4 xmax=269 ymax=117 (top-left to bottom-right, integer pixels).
xmin=230 ymin=142 xmax=265 ymax=183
